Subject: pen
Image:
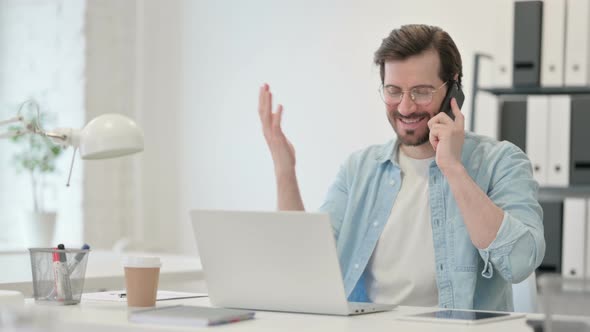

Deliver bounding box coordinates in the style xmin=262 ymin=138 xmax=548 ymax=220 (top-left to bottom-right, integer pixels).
xmin=67 ymin=244 xmax=90 ymax=275
xmin=57 ymin=244 xmax=73 ymax=302
xmin=52 ymin=247 xmax=65 ymax=301
xmin=47 ymin=244 xmax=90 ymax=301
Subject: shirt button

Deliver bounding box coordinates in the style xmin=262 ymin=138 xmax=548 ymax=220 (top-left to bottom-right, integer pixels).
xmin=354 ymin=264 xmax=359 ymax=269
xmin=389 ymin=180 xmax=395 ymax=186
xmin=373 ymin=222 xmax=379 ymax=227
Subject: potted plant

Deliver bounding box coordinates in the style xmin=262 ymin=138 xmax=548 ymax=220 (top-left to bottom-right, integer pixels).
xmin=9 ymin=100 xmax=63 ymax=247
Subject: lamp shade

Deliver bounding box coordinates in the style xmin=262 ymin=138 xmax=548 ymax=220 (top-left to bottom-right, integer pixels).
xmin=79 ymin=113 xmax=144 ymax=160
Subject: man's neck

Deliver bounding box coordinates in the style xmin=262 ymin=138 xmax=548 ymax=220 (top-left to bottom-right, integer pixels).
xmin=400 ymin=142 xmax=435 ymax=159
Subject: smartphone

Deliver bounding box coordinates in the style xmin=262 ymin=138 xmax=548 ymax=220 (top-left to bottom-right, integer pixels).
xmin=439 ymin=80 xmax=465 ymax=120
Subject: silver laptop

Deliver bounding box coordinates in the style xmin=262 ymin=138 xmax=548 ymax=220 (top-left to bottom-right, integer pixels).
xmin=190 ymin=209 xmax=396 ymax=316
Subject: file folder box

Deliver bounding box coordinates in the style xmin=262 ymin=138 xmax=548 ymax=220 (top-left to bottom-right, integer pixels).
xmin=473 ymin=93 xmax=500 ymax=140
xmin=541 ymin=0 xmax=566 ymax=87
xmin=570 ymin=96 xmax=590 ymax=185
xmin=499 ymin=98 xmax=527 ymax=152
xmin=547 ymin=95 xmax=571 ymax=187
xmin=565 ymin=0 xmax=590 ymax=86
xmin=492 ymin=0 xmax=515 ymax=88
xmin=526 ymin=95 xmax=550 ymax=185
xmin=539 ymin=201 xmax=564 ymax=274
xmin=513 ymin=1 xmax=543 ymax=87
xmin=561 ymin=198 xmax=587 ymax=279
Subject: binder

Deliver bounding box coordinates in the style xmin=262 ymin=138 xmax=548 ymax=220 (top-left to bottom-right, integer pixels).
xmin=474 ymin=92 xmax=500 ymax=140
xmin=587 ymin=198 xmax=590 ymax=278
xmin=539 ymin=201 xmax=564 ymax=273
xmin=541 ymin=0 xmax=567 ymax=87
xmin=562 ymin=198 xmax=587 ymax=279
xmin=570 ymin=96 xmax=590 ymax=185
xmin=526 ymin=96 xmax=549 ymax=185
xmin=547 ymin=95 xmax=571 ymax=187
xmin=492 ymin=0 xmax=514 ymax=87
xmin=565 ymin=0 xmax=590 ymax=86
xmin=513 ymin=1 xmax=543 ymax=87
xmin=499 ymin=98 xmax=527 ymax=152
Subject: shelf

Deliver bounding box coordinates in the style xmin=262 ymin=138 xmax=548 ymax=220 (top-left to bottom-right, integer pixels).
xmin=539 ymin=186 xmax=590 ymax=201
xmin=479 ymin=86 xmax=590 ymax=96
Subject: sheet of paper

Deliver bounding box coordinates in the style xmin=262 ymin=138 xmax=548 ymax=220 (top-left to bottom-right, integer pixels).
xmin=82 ymin=290 xmax=208 ymax=302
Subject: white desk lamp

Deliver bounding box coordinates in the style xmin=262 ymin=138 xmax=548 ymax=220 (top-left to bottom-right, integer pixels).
xmin=0 ymin=100 xmax=144 ymax=185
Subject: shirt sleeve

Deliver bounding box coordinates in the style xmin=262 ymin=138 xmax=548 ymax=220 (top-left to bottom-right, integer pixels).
xmin=318 ymin=158 xmax=352 ymax=241
xmin=477 ymin=143 xmax=546 ymax=284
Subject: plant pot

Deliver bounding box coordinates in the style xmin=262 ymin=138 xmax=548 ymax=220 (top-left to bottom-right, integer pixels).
xmin=24 ymin=211 xmax=57 ymax=248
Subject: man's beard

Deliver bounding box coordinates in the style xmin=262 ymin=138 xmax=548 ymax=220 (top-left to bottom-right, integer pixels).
xmin=388 ymin=110 xmax=432 ymax=146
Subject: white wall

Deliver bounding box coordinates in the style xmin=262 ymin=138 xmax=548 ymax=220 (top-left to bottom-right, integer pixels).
xmin=83 ymin=0 xmax=141 ymax=250
xmin=0 ymin=0 xmax=85 ymax=249
xmin=130 ymin=0 xmax=509 ymax=253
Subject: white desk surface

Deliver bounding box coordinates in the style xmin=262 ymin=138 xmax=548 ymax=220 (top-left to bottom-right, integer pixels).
xmin=0 ymin=250 xmax=203 ymax=295
xmin=32 ymin=297 xmax=540 ymax=332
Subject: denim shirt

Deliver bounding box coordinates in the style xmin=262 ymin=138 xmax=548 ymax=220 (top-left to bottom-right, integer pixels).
xmin=319 ymin=132 xmax=545 ymax=311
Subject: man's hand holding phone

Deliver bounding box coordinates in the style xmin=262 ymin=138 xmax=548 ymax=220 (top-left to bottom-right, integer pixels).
xmin=428 ymin=97 xmax=465 ymax=175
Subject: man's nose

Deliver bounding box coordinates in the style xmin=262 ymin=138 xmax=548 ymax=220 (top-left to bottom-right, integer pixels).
xmin=397 ymin=93 xmax=417 ymax=116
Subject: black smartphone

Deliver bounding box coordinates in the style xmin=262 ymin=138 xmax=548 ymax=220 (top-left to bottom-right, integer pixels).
xmin=439 ymin=80 xmax=465 ymax=120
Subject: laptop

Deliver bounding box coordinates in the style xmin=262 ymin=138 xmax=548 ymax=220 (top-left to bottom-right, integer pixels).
xmin=190 ymin=209 xmax=396 ymax=316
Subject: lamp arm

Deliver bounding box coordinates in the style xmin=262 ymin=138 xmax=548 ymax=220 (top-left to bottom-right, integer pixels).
xmin=41 ymin=128 xmax=82 ymax=188
xmin=0 ymin=116 xmax=23 ymax=126
xmin=42 ymin=128 xmax=81 ymax=148
xmin=2 ymin=106 xmax=86 ymax=188
xmin=0 ymin=115 xmax=26 ymax=139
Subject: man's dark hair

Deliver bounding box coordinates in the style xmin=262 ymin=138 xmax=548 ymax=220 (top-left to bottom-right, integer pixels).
xmin=374 ymin=24 xmax=463 ymax=88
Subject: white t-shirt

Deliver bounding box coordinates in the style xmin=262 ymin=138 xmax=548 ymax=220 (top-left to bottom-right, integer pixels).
xmin=365 ymin=148 xmax=438 ymax=306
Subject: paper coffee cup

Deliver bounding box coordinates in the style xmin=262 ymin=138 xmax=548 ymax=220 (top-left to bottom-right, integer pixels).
xmin=122 ymin=256 xmax=162 ymax=269
xmin=122 ymin=256 xmax=161 ymax=307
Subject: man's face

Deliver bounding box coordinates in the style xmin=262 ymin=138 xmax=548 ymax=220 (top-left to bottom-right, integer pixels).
xmin=382 ymin=49 xmax=448 ymax=146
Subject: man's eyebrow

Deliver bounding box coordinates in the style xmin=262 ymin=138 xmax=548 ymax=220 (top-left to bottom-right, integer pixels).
xmin=411 ymin=84 xmax=436 ymax=89
xmin=383 ymin=84 xmax=436 ymax=89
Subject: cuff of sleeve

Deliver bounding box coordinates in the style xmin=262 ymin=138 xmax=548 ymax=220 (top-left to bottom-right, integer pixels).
xmin=478 ymin=211 xmax=525 ymax=281
xmin=480 ymin=250 xmax=494 ymax=279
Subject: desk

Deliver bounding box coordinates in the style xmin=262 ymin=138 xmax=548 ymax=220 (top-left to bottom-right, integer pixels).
xmin=0 ymin=250 xmax=204 ymax=296
xmin=32 ymin=298 xmax=539 ymax=332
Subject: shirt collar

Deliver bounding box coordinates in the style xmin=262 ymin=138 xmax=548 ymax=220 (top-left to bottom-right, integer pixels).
xmin=375 ymin=137 xmax=438 ymax=169
xmin=375 ymin=138 xmax=401 ymax=166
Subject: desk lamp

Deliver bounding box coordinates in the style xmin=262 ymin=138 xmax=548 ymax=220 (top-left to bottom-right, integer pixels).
xmin=0 ymin=100 xmax=144 ymax=185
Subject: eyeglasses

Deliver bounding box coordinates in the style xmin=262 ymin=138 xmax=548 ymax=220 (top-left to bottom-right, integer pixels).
xmin=379 ymin=81 xmax=448 ymax=106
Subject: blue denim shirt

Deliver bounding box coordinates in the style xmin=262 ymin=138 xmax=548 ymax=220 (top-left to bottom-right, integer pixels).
xmin=319 ymin=132 xmax=545 ymax=311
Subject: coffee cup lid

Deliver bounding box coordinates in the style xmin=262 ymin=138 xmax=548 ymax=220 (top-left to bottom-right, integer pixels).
xmin=122 ymin=256 xmax=161 ymax=268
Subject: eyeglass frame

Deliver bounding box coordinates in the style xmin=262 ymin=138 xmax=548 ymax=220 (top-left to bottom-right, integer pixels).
xmin=379 ymin=81 xmax=449 ymax=106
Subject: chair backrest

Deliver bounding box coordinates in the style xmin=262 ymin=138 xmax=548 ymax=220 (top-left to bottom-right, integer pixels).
xmin=512 ymin=271 xmax=538 ymax=313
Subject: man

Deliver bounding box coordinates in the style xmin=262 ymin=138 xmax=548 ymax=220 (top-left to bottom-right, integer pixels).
xmin=257 ymin=24 xmax=545 ymax=311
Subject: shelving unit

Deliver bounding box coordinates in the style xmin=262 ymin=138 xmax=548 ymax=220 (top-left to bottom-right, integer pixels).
xmin=479 ymin=87 xmax=590 ymax=96
xmin=539 ymin=187 xmax=590 ymax=200
xmin=471 ymin=53 xmax=590 ymax=277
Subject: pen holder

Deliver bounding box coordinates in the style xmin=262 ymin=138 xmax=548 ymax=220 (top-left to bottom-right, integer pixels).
xmin=28 ymin=247 xmax=90 ymax=305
